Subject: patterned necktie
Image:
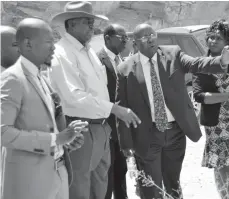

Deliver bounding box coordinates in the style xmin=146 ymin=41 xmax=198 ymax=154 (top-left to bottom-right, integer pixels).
xmin=149 ymin=59 xmax=168 ymax=132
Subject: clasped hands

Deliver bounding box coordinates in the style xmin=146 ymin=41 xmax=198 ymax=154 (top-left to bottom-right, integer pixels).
xmin=56 ymin=120 xmax=89 ymax=151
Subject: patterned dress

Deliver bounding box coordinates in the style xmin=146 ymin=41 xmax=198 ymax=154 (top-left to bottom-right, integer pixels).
xmin=202 ymin=74 xmax=229 ymax=168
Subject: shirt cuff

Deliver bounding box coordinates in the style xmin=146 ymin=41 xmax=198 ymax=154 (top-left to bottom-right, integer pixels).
xmin=50 ymin=133 xmax=57 ymax=147
xmin=101 ymin=100 xmax=114 ymax=118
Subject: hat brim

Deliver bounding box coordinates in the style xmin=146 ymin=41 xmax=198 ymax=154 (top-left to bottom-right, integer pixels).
xmin=51 ymin=11 xmax=109 ymax=25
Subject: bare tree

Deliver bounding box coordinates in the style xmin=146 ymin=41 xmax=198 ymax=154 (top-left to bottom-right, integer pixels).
xmin=165 ymin=1 xmax=196 ymax=26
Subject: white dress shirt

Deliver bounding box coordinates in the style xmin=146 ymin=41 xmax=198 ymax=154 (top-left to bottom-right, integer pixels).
xmin=48 ymin=33 xmax=113 ymax=119
xmin=140 ymin=52 xmax=175 ymax=122
xmin=21 ymin=56 xmax=63 ymax=159
xmin=104 ymin=45 xmax=122 ymax=76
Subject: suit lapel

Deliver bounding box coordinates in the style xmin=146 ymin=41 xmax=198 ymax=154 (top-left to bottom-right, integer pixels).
xmin=99 ymin=48 xmax=116 ymax=78
xmin=134 ymin=56 xmax=151 ymax=109
xmin=157 ymin=48 xmax=170 ymax=78
xmin=21 ymin=63 xmax=53 ymax=119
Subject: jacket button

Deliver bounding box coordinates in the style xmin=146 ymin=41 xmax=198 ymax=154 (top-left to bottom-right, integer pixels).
xmin=50 ymin=152 xmax=54 ymax=156
xmin=50 ymin=127 xmax=54 ymax=132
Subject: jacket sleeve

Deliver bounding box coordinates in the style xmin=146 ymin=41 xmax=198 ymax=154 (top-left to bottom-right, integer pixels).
xmin=193 ymin=73 xmax=220 ymax=104
xmin=115 ymin=71 xmax=134 ymax=150
xmin=178 ymin=47 xmax=226 ymax=74
xmin=192 ymin=74 xmax=209 ymax=103
xmin=1 ymin=72 xmax=52 ymax=155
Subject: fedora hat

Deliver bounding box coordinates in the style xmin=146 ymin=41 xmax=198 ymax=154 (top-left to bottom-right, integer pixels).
xmin=51 ymin=1 xmax=109 ymax=25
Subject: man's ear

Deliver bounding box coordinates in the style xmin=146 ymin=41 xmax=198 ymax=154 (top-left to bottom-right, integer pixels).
xmin=133 ymin=40 xmax=138 ymax=48
xmin=24 ymin=38 xmax=32 ymax=51
xmin=104 ymin=35 xmax=110 ymax=43
xmin=132 ymin=40 xmax=139 ymax=54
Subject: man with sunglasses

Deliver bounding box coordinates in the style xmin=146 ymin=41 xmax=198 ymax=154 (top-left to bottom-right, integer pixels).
xmin=49 ymin=2 xmax=141 ymax=199
xmin=97 ymin=24 xmax=129 ymax=199
xmin=116 ymin=23 xmax=229 ymax=199
xmin=1 ymin=26 xmax=19 ymax=72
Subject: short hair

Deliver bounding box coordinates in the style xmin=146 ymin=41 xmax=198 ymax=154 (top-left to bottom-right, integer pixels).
xmin=103 ymin=25 xmax=117 ymax=41
xmin=206 ymin=19 xmax=229 ymax=44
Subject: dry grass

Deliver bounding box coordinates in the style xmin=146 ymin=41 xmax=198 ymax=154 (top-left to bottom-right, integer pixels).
xmin=128 ymin=156 xmax=229 ymax=199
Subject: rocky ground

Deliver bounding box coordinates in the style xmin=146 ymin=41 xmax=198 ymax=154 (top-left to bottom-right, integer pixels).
xmin=125 ymin=126 xmax=220 ymax=199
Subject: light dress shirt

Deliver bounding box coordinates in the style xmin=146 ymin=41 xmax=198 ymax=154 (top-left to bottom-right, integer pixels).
xmin=21 ymin=56 xmax=64 ymax=159
xmin=139 ymin=52 xmax=175 ymax=122
xmin=104 ymin=45 xmax=122 ymax=76
xmin=48 ymin=33 xmax=113 ymax=119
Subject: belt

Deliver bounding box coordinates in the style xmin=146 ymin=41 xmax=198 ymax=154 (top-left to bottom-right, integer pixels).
xmin=54 ymin=156 xmax=65 ymax=170
xmin=66 ymin=116 xmax=107 ymax=125
xmin=152 ymin=121 xmax=178 ymax=130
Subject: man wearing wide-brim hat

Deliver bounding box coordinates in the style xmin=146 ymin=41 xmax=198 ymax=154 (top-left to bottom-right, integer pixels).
xmin=48 ymin=1 xmax=141 ymax=199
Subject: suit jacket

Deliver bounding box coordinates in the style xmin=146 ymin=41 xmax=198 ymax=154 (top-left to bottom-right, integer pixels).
xmin=97 ymin=47 xmax=118 ymax=141
xmin=1 ymin=59 xmax=72 ymax=199
xmin=116 ymin=45 xmax=226 ymax=158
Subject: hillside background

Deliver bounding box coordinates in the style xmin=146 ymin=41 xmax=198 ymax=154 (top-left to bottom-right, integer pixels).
xmin=1 ymin=1 xmax=229 ymax=36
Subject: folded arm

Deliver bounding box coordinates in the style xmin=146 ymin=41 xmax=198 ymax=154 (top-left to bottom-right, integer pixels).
xmin=193 ymin=74 xmax=229 ymax=104
xmin=1 ymin=73 xmax=52 ymax=155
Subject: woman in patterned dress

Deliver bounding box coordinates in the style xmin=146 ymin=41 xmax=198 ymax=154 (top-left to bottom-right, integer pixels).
xmin=193 ymin=19 xmax=229 ymax=198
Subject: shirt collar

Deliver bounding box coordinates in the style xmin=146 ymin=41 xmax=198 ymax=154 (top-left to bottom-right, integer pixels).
xmin=65 ymin=32 xmax=90 ymax=51
xmin=139 ymin=51 xmax=157 ymax=65
xmin=20 ymin=56 xmax=39 ymax=77
xmin=104 ymin=45 xmax=117 ymax=60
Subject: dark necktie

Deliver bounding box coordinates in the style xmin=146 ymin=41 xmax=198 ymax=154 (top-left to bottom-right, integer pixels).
xmin=149 ymin=59 xmax=168 ymax=132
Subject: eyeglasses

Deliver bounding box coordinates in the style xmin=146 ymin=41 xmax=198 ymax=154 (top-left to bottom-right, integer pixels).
xmin=135 ymin=33 xmax=157 ymax=42
xmin=113 ymin=35 xmax=130 ymax=42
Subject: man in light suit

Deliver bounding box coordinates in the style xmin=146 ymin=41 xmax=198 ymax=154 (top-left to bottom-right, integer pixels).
xmin=116 ymin=24 xmax=229 ymax=199
xmin=97 ymin=24 xmax=129 ymax=199
xmin=1 ymin=18 xmax=88 ymax=199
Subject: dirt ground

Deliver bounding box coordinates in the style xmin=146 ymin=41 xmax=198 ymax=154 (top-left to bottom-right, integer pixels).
xmin=125 ymin=126 xmax=220 ymax=199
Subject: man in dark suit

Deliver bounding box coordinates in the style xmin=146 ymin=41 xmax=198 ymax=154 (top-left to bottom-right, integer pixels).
xmin=116 ymin=24 xmax=229 ymax=199
xmin=97 ymin=24 xmax=129 ymax=199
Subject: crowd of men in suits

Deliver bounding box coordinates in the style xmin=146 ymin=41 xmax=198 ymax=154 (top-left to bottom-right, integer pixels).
xmin=1 ymin=1 xmax=229 ymax=199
